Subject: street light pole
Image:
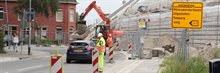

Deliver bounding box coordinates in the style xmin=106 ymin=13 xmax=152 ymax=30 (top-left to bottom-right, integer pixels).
xmin=28 ymin=0 xmax=32 ymax=55
xmin=5 ymin=0 xmax=10 ymax=49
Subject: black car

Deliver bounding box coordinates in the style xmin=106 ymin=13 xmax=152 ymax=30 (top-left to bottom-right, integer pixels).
xmin=66 ymin=40 xmax=96 ymax=63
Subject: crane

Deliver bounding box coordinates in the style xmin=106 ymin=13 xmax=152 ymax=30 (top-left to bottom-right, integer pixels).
xmin=78 ymin=1 xmax=124 ymax=41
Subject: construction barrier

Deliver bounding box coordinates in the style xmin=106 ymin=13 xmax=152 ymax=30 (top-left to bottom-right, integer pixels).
xmin=108 ymin=46 xmax=114 ymax=63
xmin=115 ymin=42 xmax=120 ymax=51
xmin=92 ymin=50 xmax=99 ymax=73
xmin=50 ymin=50 xmax=63 ymax=73
xmin=128 ymin=41 xmax=132 ymax=54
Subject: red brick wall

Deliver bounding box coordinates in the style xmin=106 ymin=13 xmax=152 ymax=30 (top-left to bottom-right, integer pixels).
xmin=0 ymin=1 xmax=77 ymax=44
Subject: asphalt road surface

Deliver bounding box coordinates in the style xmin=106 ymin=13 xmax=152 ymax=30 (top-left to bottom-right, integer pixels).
xmin=0 ymin=46 xmax=94 ymax=73
xmin=0 ymin=45 xmax=132 ymax=73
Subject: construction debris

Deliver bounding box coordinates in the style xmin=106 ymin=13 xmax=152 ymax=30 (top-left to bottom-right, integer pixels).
xmin=71 ymin=30 xmax=90 ymax=40
xmin=143 ymin=34 xmax=180 ymax=57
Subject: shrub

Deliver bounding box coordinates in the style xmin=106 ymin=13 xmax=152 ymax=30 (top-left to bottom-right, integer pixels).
xmin=213 ymin=48 xmax=220 ymax=58
xmin=0 ymin=31 xmax=5 ymax=53
xmin=161 ymin=55 xmax=208 ymax=73
xmin=37 ymin=39 xmax=56 ymax=46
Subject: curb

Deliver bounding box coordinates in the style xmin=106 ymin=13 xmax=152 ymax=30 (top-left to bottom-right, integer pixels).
xmin=0 ymin=57 xmax=19 ymax=63
xmin=0 ymin=50 xmax=50 ymax=63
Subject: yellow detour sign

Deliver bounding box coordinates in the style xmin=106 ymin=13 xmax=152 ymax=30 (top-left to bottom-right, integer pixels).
xmin=172 ymin=2 xmax=203 ymax=29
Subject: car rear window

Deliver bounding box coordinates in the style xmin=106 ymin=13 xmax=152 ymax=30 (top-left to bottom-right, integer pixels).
xmin=70 ymin=42 xmax=88 ymax=46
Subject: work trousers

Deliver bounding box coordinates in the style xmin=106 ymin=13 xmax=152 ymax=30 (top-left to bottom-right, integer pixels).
xmin=98 ymin=52 xmax=105 ymax=72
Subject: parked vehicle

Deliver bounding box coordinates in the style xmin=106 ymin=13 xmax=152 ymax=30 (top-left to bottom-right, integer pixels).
xmin=66 ymin=40 xmax=96 ymax=63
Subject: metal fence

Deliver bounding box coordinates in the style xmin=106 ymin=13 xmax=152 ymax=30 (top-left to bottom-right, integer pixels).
xmin=19 ymin=31 xmax=70 ymax=45
xmin=115 ymin=5 xmax=220 ymax=48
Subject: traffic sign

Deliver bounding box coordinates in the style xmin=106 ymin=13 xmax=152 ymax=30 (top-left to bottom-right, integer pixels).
xmin=138 ymin=18 xmax=146 ymax=29
xmin=172 ymin=2 xmax=203 ymax=29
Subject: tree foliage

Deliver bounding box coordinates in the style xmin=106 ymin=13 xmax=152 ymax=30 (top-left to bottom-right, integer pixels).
xmin=0 ymin=29 xmax=5 ymax=53
xmin=14 ymin=0 xmax=60 ymax=17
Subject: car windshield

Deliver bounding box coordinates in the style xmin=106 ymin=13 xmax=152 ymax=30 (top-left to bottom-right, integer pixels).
xmin=70 ymin=42 xmax=88 ymax=46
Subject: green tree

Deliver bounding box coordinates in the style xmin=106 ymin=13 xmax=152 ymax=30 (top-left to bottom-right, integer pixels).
xmin=14 ymin=0 xmax=60 ymax=17
xmin=0 ymin=29 xmax=6 ymax=53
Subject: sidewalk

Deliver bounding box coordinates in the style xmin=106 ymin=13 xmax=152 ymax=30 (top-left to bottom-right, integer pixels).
xmin=105 ymin=51 xmax=163 ymax=73
xmin=0 ymin=45 xmax=50 ymax=63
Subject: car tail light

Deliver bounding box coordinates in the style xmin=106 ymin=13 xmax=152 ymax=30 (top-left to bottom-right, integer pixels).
xmin=87 ymin=45 xmax=92 ymax=51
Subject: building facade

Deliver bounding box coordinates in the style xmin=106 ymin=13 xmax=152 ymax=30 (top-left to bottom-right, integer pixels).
xmin=0 ymin=0 xmax=77 ymax=45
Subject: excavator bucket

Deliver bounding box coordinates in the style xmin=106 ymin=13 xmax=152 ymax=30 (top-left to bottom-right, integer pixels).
xmin=77 ymin=20 xmax=86 ymax=25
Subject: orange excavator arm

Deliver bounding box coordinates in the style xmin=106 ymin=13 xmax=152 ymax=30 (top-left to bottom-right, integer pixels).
xmin=79 ymin=1 xmax=124 ymax=40
xmin=79 ymin=1 xmax=110 ymax=26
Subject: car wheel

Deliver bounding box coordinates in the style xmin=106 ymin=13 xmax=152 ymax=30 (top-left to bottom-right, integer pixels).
xmin=66 ymin=58 xmax=71 ymax=63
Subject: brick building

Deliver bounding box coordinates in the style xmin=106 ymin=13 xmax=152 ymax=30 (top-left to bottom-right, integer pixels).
xmin=0 ymin=0 xmax=77 ymax=45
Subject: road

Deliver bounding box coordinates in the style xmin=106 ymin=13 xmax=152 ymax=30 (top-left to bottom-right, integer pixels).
xmin=0 ymin=46 xmax=94 ymax=73
xmin=0 ymin=45 xmax=161 ymax=73
xmin=0 ymin=46 xmax=128 ymax=73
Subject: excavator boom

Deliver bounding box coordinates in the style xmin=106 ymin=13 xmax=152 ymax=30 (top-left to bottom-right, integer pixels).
xmin=79 ymin=1 xmax=110 ymax=26
xmin=77 ymin=1 xmax=124 ymax=41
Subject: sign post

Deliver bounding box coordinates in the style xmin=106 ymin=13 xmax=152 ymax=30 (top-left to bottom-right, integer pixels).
xmin=172 ymin=2 xmax=203 ymax=73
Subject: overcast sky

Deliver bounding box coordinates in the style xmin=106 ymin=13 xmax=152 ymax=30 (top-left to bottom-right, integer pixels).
xmin=76 ymin=0 xmax=129 ymax=25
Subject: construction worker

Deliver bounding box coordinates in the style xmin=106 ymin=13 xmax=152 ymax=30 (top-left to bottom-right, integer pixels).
xmin=107 ymin=34 xmax=113 ymax=49
xmin=96 ymin=33 xmax=106 ymax=73
xmin=107 ymin=34 xmax=114 ymax=63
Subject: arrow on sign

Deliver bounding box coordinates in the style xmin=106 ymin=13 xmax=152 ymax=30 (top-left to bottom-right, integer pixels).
xmin=189 ymin=20 xmax=199 ymax=26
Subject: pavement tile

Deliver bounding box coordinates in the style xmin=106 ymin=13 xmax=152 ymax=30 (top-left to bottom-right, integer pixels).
xmin=104 ymin=51 xmax=163 ymax=73
xmin=0 ymin=45 xmax=51 ymax=63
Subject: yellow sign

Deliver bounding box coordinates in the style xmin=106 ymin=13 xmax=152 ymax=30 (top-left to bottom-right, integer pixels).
xmin=172 ymin=2 xmax=203 ymax=29
xmin=138 ymin=19 xmax=146 ymax=28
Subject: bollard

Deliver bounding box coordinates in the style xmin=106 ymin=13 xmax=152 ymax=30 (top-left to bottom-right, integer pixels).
xmin=108 ymin=46 xmax=114 ymax=63
xmin=50 ymin=50 xmax=63 ymax=73
xmin=92 ymin=50 xmax=99 ymax=73
xmin=115 ymin=42 xmax=120 ymax=51
xmin=127 ymin=41 xmax=132 ymax=54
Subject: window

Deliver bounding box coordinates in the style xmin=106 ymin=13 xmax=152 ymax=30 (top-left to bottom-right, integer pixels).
xmin=0 ymin=7 xmax=3 ymax=20
xmin=18 ymin=14 xmax=21 ymax=21
xmin=18 ymin=11 xmax=34 ymax=21
xmin=34 ymin=26 xmax=40 ymax=39
xmin=41 ymin=27 xmax=47 ymax=39
xmin=71 ymin=42 xmax=88 ymax=46
xmin=90 ymin=42 xmax=95 ymax=47
xmin=69 ymin=9 xmax=74 ymax=22
xmin=69 ymin=27 xmax=74 ymax=40
xmin=56 ymin=9 xmax=63 ymax=22
xmin=12 ymin=26 xmax=17 ymax=35
xmin=56 ymin=27 xmax=62 ymax=40
xmin=69 ymin=27 xmax=74 ymax=35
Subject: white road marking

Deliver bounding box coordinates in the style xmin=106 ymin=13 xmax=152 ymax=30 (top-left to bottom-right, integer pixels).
xmin=17 ymin=65 xmax=43 ymax=71
xmin=5 ymin=72 xmax=9 ymax=73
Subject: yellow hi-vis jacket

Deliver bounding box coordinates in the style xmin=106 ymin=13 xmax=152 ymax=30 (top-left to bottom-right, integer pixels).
xmin=96 ymin=37 xmax=106 ymax=52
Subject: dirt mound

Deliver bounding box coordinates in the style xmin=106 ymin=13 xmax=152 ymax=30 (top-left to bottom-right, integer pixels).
xmin=143 ymin=34 xmax=180 ymax=56
xmin=76 ymin=24 xmax=88 ymax=35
